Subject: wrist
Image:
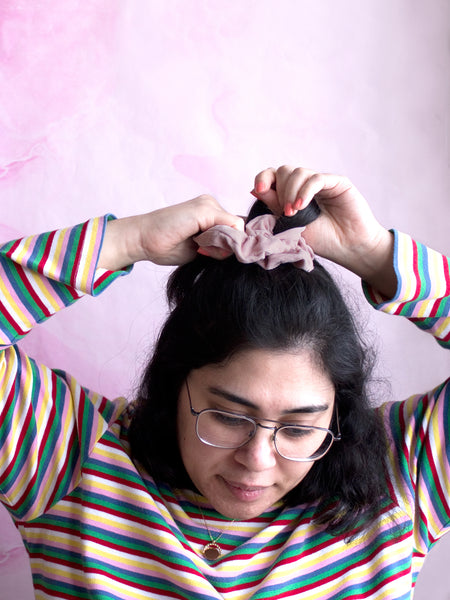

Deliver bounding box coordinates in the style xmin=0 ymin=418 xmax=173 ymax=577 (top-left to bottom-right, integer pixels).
xmin=346 ymin=230 xmax=397 ymax=298
xmin=98 ymin=216 xmax=147 ymax=271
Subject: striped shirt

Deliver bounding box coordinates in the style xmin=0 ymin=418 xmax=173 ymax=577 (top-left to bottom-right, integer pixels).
xmin=1 ymin=218 xmax=449 ymax=599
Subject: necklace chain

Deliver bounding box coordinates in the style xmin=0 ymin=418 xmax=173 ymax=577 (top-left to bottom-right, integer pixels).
xmin=197 ymin=500 xmax=235 ymax=561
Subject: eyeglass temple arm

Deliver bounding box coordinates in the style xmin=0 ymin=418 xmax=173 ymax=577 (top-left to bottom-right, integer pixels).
xmin=334 ymin=403 xmax=342 ymax=441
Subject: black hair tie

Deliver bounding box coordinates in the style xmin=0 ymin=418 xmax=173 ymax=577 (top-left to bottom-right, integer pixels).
xmin=273 ymin=198 xmax=321 ymax=234
xmin=247 ymin=198 xmax=321 ymax=234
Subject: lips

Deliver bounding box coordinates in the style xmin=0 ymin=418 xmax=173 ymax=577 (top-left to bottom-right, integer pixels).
xmin=222 ymin=477 xmax=271 ymax=501
xmin=226 ymin=480 xmax=267 ymax=491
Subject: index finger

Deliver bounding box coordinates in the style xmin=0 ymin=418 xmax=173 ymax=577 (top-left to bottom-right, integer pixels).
xmin=295 ymin=173 xmax=353 ymax=210
xmin=251 ymin=168 xmax=282 ymax=214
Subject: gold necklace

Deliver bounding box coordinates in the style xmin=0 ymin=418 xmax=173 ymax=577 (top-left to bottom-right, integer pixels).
xmin=198 ymin=503 xmax=235 ymax=561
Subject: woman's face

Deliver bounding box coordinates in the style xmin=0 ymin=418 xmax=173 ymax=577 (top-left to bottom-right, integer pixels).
xmin=177 ymin=347 xmax=335 ymax=520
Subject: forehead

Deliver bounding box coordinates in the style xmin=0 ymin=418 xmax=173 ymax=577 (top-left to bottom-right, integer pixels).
xmin=191 ymin=347 xmax=334 ymax=413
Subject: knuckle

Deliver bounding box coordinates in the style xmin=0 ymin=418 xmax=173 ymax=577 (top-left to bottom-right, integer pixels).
xmin=309 ymin=173 xmax=324 ymax=186
xmin=277 ymin=165 xmax=293 ymax=175
xmin=292 ymin=167 xmax=308 ymax=177
xmin=340 ymin=175 xmax=351 ymax=188
xmin=196 ymin=194 xmax=216 ymax=207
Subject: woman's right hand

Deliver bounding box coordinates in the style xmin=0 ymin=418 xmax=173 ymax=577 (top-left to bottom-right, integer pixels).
xmin=98 ymin=195 xmax=244 ymax=271
xmin=251 ymin=166 xmax=397 ymax=296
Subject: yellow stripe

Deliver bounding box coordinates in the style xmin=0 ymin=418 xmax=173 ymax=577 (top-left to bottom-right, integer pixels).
xmin=79 ymin=219 xmax=99 ymax=292
xmin=30 ymin=546 xmax=212 ymax=594
xmin=52 ymin=502 xmax=159 ymax=538
xmin=46 ymin=228 xmax=66 ymax=279
xmin=416 ymin=252 xmax=441 ymax=318
xmin=32 ymin=274 xmax=60 ymax=312
xmin=12 ymin=235 xmax=33 ymax=264
xmin=433 ymin=318 xmax=450 ymax=340
xmin=0 ymin=276 xmax=32 ymax=336
xmin=81 ymin=475 xmax=152 ymax=504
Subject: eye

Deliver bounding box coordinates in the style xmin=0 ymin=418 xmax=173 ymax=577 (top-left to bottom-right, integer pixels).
xmin=210 ymin=411 xmax=249 ymax=428
xmin=279 ymin=426 xmax=314 ymax=439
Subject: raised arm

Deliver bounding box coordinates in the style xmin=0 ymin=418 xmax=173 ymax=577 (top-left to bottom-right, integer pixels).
xmin=251 ymin=165 xmax=397 ymax=298
xmin=1 ymin=195 xmax=244 ymax=521
xmin=98 ymin=195 xmax=244 ymax=272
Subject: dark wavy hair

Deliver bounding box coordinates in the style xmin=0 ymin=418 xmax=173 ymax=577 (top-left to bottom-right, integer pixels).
xmin=128 ymin=200 xmax=388 ymax=536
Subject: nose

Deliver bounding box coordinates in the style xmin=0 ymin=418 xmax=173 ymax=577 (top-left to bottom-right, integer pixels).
xmin=233 ymin=424 xmax=278 ymax=471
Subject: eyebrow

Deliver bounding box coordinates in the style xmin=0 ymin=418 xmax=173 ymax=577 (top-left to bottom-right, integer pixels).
xmin=207 ymin=386 xmax=330 ymax=415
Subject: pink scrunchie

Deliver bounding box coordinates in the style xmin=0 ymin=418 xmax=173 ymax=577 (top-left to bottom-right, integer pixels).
xmin=194 ymin=214 xmax=315 ymax=271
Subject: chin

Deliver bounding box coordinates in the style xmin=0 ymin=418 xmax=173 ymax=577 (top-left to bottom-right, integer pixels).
xmin=212 ymin=496 xmax=280 ymax=520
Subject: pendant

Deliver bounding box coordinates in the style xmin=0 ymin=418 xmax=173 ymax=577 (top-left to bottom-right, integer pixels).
xmin=202 ymin=542 xmax=222 ymax=561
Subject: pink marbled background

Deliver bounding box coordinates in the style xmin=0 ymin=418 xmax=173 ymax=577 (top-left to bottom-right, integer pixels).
xmin=1 ymin=1 xmax=449 ymax=598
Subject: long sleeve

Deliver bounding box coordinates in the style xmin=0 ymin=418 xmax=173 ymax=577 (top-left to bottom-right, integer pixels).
xmin=364 ymin=230 xmax=450 ymax=347
xmin=365 ymin=230 xmax=450 ymax=554
xmin=0 ymin=216 xmax=129 ymax=521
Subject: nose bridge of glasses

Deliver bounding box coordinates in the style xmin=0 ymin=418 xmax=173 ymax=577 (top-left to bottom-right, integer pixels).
xmin=242 ymin=419 xmax=278 ymax=458
xmin=255 ymin=421 xmax=278 ymax=432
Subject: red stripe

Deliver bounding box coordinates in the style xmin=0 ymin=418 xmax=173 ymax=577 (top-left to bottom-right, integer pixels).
xmin=68 ymin=491 xmax=177 ymax=532
xmin=97 ymin=395 xmax=110 ymax=416
xmin=410 ymin=240 xmax=421 ymax=301
xmin=271 ymin=531 xmax=412 ymax=598
xmin=70 ymin=221 xmax=88 ymax=288
xmin=36 ymin=230 xmax=56 ymax=274
xmin=3 ymin=238 xmax=21 ymax=257
xmin=395 ymin=239 xmax=420 ymax=315
xmin=33 ymin=583 xmax=83 ymax=600
xmin=276 ymin=566 xmax=412 ymax=599
xmin=397 ymin=403 xmax=415 ymax=491
xmin=93 ymin=270 xmax=111 ymax=291
xmin=82 ymin=463 xmax=154 ymax=493
xmin=15 ymin=262 xmax=53 ymax=318
xmin=422 ymin=420 xmax=448 ymax=515
xmin=1 ymin=388 xmax=34 ymax=489
xmin=8 ymin=373 xmax=78 ymax=516
xmin=27 ymin=521 xmax=200 ymax=579
xmin=0 ymin=303 xmax=27 ymax=340
xmin=442 ymin=254 xmax=450 ymax=295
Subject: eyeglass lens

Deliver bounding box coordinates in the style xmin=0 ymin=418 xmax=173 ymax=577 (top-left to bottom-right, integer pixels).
xmin=195 ymin=410 xmax=333 ymax=461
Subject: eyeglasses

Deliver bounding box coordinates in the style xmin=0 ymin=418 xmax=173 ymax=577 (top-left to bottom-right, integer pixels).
xmin=186 ymin=380 xmax=341 ymax=462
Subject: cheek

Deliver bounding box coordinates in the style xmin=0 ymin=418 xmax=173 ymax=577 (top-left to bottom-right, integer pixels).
xmin=176 ymin=405 xmax=208 ymax=468
xmin=282 ymin=461 xmax=315 ymax=488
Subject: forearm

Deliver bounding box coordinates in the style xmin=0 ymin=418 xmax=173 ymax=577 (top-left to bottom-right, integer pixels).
xmin=97 ymin=197 xmax=245 ymax=271
xmin=0 ymin=216 xmax=124 ymax=346
xmin=342 ymin=229 xmax=397 ymax=299
xmin=98 ymin=215 xmax=148 ymax=271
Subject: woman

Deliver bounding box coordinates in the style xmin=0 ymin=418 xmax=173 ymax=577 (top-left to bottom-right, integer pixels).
xmin=0 ymin=166 xmax=448 ymax=599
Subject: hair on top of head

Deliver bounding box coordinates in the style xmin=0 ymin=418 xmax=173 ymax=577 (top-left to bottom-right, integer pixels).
xmin=128 ymin=196 xmax=387 ymax=539
xmin=246 ymin=198 xmax=321 ymax=234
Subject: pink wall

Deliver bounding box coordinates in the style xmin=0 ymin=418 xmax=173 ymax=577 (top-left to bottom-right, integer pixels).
xmin=1 ymin=1 xmax=449 ymax=598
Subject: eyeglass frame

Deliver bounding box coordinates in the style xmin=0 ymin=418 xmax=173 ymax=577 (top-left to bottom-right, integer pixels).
xmin=185 ymin=379 xmax=341 ymax=462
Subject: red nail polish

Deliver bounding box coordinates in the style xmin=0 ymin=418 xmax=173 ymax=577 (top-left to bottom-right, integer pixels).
xmin=284 ymin=204 xmax=295 ymax=217
xmin=255 ymin=182 xmax=266 ymax=194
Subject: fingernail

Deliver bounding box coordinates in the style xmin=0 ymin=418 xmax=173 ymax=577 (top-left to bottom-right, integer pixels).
xmin=197 ymin=247 xmax=210 ymax=257
xmin=294 ymin=198 xmax=303 ymax=210
xmin=250 ymin=189 xmax=258 ymax=197
xmin=284 ymin=204 xmax=295 ymax=217
xmin=232 ymin=218 xmax=245 ymax=231
xmin=255 ymin=181 xmax=266 ymax=194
